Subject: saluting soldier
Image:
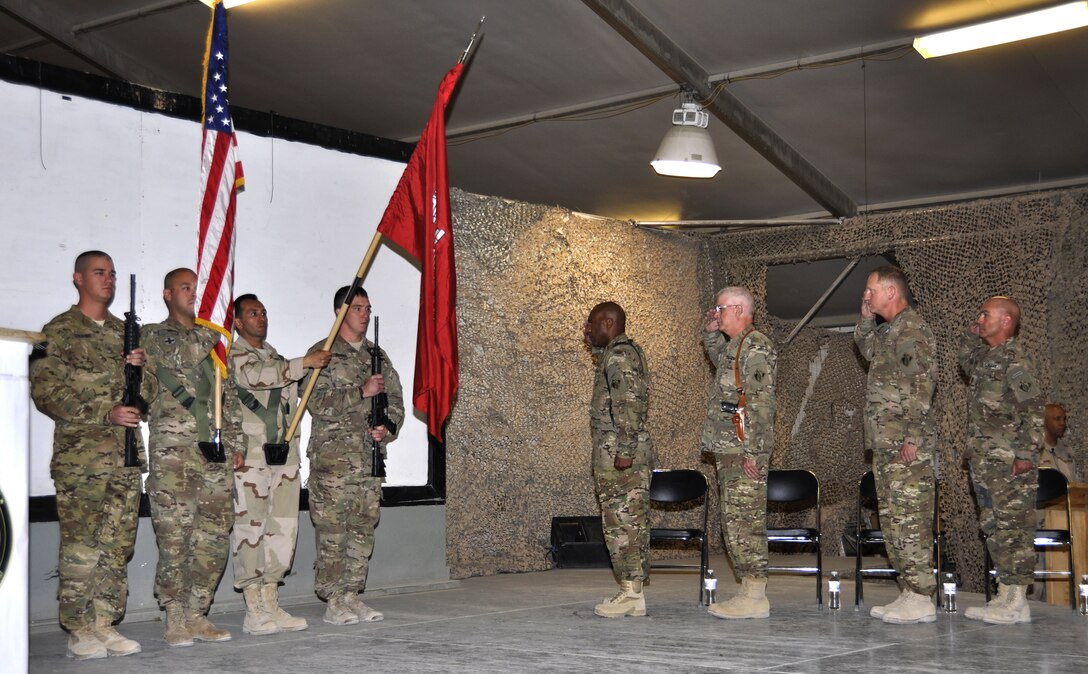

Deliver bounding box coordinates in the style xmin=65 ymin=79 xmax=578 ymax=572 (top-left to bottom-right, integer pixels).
xmin=701 ymin=287 xmax=777 ymax=620
xmin=855 ymin=265 xmax=938 ymax=624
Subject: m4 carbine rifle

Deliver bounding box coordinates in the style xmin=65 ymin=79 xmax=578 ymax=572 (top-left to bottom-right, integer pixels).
xmin=122 ymin=274 xmax=148 ymax=467
xmin=367 ymin=316 xmax=396 ymax=478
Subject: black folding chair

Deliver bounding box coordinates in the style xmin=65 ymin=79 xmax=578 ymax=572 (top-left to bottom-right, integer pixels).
xmin=984 ymin=467 xmax=1076 ymax=610
xmin=766 ymin=469 xmax=822 ymax=605
xmin=649 ymin=469 xmax=710 ymax=604
xmin=853 ymin=471 xmax=942 ymax=607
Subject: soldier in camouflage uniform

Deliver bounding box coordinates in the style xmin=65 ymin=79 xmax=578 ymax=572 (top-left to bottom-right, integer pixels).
xmin=224 ymin=293 xmax=330 ymax=635
xmin=31 ymin=251 xmax=153 ymax=659
xmin=855 ymin=265 xmax=938 ymax=624
xmin=304 ymin=286 xmax=404 ymax=626
xmin=701 ymin=287 xmax=777 ymax=620
xmin=959 ymin=296 xmax=1043 ymax=625
xmin=142 ymin=268 xmax=233 ymax=646
xmin=583 ymin=301 xmax=654 ymax=618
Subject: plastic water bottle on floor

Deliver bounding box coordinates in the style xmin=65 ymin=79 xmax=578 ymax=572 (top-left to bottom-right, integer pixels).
xmin=828 ymin=571 xmax=841 ymax=610
xmin=943 ymin=573 xmax=957 ymax=613
xmin=1079 ymin=575 xmax=1088 ymax=615
xmin=704 ymin=569 xmax=717 ymax=605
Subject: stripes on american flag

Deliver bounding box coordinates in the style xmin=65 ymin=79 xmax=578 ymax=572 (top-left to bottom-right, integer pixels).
xmin=195 ymin=0 xmax=244 ymax=374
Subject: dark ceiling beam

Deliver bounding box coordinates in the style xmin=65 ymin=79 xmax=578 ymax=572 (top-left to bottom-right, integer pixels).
xmin=581 ymin=0 xmax=858 ymax=218
xmin=0 ymin=0 xmax=190 ymax=92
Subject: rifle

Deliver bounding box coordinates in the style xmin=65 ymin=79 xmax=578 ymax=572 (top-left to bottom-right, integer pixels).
xmin=122 ymin=274 xmax=148 ymax=468
xmin=367 ymin=317 xmax=397 ymax=478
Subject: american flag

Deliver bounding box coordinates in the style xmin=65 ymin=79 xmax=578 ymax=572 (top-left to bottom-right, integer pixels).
xmin=195 ymin=0 xmax=244 ymax=373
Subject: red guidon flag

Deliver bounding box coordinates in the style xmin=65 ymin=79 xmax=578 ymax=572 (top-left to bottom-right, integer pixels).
xmin=376 ymin=64 xmax=463 ymax=439
xmin=195 ymin=0 xmax=244 ymax=374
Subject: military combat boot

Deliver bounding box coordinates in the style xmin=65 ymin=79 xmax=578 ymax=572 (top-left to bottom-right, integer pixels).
xmin=163 ymin=602 xmax=194 ymax=647
xmin=93 ymin=616 xmax=141 ymax=656
xmin=965 ymin=583 xmax=1031 ymax=624
xmin=869 ymin=588 xmax=909 ymax=619
xmin=708 ymin=577 xmax=770 ymax=619
xmin=345 ymin=593 xmax=384 ymax=622
xmin=242 ymin=584 xmax=280 ymax=636
xmin=186 ymin=608 xmax=232 ymax=642
xmin=323 ymin=593 xmax=360 ymax=626
xmin=67 ymin=625 xmax=107 ymax=660
xmin=881 ymin=590 xmax=936 ymax=624
xmin=594 ymin=580 xmax=646 ymax=618
xmin=261 ymin=583 xmax=308 ymax=631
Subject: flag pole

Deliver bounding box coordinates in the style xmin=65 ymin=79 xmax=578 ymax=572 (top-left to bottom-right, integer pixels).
xmin=284 ymin=232 xmax=384 ymax=442
xmin=459 ymin=16 xmax=485 ymax=64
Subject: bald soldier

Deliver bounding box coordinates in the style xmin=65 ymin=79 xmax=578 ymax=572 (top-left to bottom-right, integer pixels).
xmin=1039 ymin=403 xmax=1072 ymax=480
xmin=960 ymin=296 xmax=1044 ymax=625
xmin=701 ymin=287 xmax=777 ymax=620
xmin=31 ymin=250 xmax=156 ymax=659
xmin=854 ymin=265 xmax=938 ymax=624
xmin=584 ymin=301 xmax=654 ymax=618
xmin=143 ymin=268 xmax=234 ymax=646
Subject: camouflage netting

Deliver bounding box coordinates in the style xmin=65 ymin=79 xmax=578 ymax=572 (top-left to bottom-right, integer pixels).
xmin=445 ymin=186 xmax=1088 ymax=588
xmin=706 ymin=187 xmax=1088 ymax=591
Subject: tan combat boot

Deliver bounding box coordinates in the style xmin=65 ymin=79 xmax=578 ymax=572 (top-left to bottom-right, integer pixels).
xmin=869 ymin=588 xmax=909 ymax=619
xmin=93 ymin=616 xmax=141 ymax=656
xmin=323 ymin=593 xmax=360 ymax=626
xmin=186 ymin=608 xmax=232 ymax=642
xmin=163 ymin=602 xmax=194 ymax=647
xmin=708 ymin=577 xmax=770 ymax=619
xmin=881 ymin=590 xmax=936 ymax=624
xmin=67 ymin=625 xmax=107 ymax=660
xmin=965 ymin=583 xmax=1031 ymax=624
xmin=242 ymin=584 xmax=280 ymax=636
xmin=261 ymin=583 xmax=308 ymax=631
xmin=594 ymin=580 xmax=646 ymax=618
xmin=345 ymin=593 xmax=384 ymax=622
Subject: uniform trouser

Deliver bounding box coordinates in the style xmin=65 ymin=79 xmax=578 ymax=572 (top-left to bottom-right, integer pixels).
xmin=309 ymin=449 xmax=381 ymax=599
xmin=713 ymin=453 xmax=769 ymax=580
xmin=594 ymin=462 xmax=651 ymax=582
xmin=873 ymin=448 xmax=937 ymax=596
xmin=968 ymin=452 xmax=1038 ymax=586
xmin=147 ymin=446 xmax=234 ymax=611
xmin=52 ymin=462 xmax=141 ymax=630
xmin=232 ymin=463 xmax=302 ymax=589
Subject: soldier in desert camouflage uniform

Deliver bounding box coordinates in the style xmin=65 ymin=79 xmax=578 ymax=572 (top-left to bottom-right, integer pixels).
xmin=855 ymin=265 xmax=938 ymax=624
xmin=960 ymin=296 xmax=1043 ymax=625
xmin=305 ymin=285 xmax=404 ymax=626
xmin=701 ymin=287 xmax=777 ymax=620
xmin=142 ymin=268 xmax=233 ymax=646
xmin=584 ymin=301 xmax=654 ymax=618
xmin=30 ymin=250 xmax=153 ymax=659
xmin=224 ymin=293 xmax=330 ymax=635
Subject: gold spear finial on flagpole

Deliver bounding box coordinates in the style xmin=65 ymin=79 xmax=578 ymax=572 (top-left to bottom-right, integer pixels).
xmin=459 ymin=16 xmax=485 ymax=64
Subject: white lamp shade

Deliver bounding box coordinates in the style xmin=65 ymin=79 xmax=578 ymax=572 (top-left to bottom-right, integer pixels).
xmin=650 ymin=125 xmax=721 ymax=178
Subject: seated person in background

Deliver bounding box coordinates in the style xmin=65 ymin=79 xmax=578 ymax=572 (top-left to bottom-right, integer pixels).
xmin=1038 ymin=403 xmax=1073 ymax=481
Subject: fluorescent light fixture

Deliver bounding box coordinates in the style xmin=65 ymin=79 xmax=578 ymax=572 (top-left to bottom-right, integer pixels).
xmin=913 ymin=1 xmax=1088 ymax=58
xmin=200 ymin=0 xmax=259 ymax=9
xmin=651 ymin=99 xmax=721 ymax=179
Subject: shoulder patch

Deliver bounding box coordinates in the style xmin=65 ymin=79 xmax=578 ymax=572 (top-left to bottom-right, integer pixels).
xmin=163 ymin=335 xmax=176 ymax=345
xmin=900 ymin=353 xmax=913 ymax=367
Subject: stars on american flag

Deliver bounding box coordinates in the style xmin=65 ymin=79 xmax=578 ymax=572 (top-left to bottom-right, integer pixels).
xmin=202 ymin=7 xmax=235 ymax=132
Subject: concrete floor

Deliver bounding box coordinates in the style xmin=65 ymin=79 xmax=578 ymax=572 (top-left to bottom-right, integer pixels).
xmin=28 ymin=555 xmax=1088 ymax=673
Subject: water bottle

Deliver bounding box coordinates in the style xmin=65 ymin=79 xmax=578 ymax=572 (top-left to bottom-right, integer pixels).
xmin=828 ymin=571 xmax=841 ymax=610
xmin=1079 ymin=575 xmax=1088 ymax=615
xmin=943 ymin=573 xmax=957 ymax=613
xmin=703 ymin=569 xmax=717 ymax=605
